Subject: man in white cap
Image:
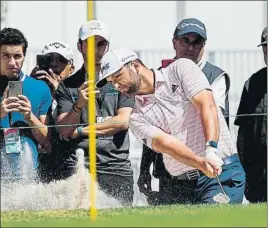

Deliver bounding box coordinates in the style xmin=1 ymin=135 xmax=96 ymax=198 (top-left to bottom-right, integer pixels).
xmin=96 ymin=48 xmax=246 ymax=204
xmin=77 ymin=19 xmax=110 ymax=73
xmin=31 ymin=41 xmax=75 ymax=96
xmin=55 ymin=20 xmax=135 ymax=205
xmin=30 ymin=41 xmax=75 ymax=182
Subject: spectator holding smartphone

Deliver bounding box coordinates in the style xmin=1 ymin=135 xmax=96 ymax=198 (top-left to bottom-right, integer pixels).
xmin=0 ymin=28 xmax=51 ymax=181
xmin=31 ymin=41 xmax=75 ymax=97
xmin=55 ymin=20 xmax=135 ymax=205
xmin=29 ymin=41 xmax=75 ymax=182
xmin=30 ymin=41 xmax=75 ymax=122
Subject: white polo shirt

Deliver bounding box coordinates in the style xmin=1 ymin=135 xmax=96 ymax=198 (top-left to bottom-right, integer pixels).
xmin=130 ymin=58 xmax=237 ymax=176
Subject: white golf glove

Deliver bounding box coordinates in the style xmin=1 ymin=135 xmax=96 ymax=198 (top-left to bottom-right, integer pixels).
xmin=205 ymin=147 xmax=224 ymax=167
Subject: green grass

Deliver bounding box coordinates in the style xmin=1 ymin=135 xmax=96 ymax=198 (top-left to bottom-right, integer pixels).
xmin=1 ymin=204 xmax=266 ymax=227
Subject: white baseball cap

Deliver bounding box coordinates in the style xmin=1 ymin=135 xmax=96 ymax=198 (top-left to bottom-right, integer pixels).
xmin=95 ymin=48 xmax=138 ymax=88
xmin=78 ymin=19 xmax=110 ymax=42
xmin=42 ymin=41 xmax=74 ymax=61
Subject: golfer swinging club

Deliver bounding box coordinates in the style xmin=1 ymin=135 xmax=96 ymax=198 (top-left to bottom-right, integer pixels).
xmin=96 ymin=48 xmax=245 ymax=204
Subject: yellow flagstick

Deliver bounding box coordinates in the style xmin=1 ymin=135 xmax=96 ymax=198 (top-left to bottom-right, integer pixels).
xmin=87 ymin=0 xmax=97 ymax=221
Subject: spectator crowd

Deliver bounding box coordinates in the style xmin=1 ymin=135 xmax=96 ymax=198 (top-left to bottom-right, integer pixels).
xmin=0 ymin=18 xmax=266 ymax=205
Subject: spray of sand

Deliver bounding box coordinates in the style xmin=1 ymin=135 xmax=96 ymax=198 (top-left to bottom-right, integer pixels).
xmin=1 ymin=147 xmax=122 ymax=211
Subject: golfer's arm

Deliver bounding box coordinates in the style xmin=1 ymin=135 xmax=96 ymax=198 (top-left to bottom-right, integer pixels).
xmin=191 ymin=90 xmax=219 ymax=142
xmin=151 ymin=132 xmax=204 ymax=170
xmin=94 ymin=107 xmax=132 ymax=136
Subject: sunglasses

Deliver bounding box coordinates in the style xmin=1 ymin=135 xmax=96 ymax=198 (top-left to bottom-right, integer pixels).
xmin=177 ymin=37 xmax=205 ymax=49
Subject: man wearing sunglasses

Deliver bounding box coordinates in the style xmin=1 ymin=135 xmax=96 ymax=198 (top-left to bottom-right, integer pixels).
xmin=138 ymin=18 xmax=231 ymax=205
xmin=234 ymin=26 xmax=267 ymax=203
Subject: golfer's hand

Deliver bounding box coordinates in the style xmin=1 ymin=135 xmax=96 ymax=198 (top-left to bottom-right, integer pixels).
xmin=199 ymin=158 xmax=222 ymax=178
xmin=137 ymin=172 xmax=152 ymax=195
xmin=205 ymin=147 xmax=224 ymax=167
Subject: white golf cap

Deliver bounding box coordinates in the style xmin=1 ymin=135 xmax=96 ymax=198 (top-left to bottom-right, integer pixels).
xmin=96 ymin=48 xmax=138 ymax=88
xmin=42 ymin=41 xmax=74 ymax=61
xmin=78 ymin=19 xmax=110 ymax=42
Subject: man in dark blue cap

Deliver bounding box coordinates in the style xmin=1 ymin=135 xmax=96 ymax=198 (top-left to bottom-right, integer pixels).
xmin=138 ymin=18 xmax=232 ymax=205
xmin=172 ymin=18 xmax=207 ymax=62
xmin=234 ymin=26 xmax=267 ymax=203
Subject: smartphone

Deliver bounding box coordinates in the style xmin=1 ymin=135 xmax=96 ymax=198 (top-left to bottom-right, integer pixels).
xmin=37 ymin=54 xmax=51 ymax=72
xmin=8 ymin=81 xmax=23 ymax=97
xmin=161 ymin=59 xmax=175 ymax=68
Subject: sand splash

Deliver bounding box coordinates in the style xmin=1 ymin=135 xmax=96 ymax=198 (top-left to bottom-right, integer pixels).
xmin=1 ymin=148 xmax=121 ymax=211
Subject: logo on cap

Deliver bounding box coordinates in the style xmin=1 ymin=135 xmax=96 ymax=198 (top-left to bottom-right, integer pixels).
xmin=180 ymin=22 xmax=205 ymax=31
xmin=122 ymin=54 xmax=136 ymax=62
xmin=90 ymin=21 xmax=101 ymax=31
xmin=49 ymin=42 xmax=66 ymax=49
xmin=101 ymin=63 xmax=110 ymax=73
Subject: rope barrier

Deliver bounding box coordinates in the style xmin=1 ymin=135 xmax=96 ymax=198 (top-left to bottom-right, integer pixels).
xmin=0 ymin=113 xmax=266 ymax=131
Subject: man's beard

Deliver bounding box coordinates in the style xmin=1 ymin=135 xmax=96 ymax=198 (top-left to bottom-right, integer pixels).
xmin=125 ymin=69 xmax=141 ymax=97
xmin=124 ymin=83 xmax=139 ymax=97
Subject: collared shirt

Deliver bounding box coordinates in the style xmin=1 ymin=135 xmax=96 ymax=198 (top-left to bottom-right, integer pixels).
xmin=197 ymin=56 xmax=227 ymax=110
xmin=130 ymin=58 xmax=237 ymax=176
xmin=55 ymin=66 xmax=134 ymax=176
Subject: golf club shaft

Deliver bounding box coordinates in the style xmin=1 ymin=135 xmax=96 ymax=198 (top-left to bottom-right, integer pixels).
xmin=216 ymin=174 xmax=228 ymax=196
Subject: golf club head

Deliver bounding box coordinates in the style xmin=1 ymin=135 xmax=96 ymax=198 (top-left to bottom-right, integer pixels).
xmin=213 ymin=192 xmax=230 ymax=204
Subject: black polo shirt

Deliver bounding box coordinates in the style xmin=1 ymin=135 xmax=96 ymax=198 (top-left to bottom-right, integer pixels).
xmin=55 ymin=66 xmax=134 ymax=176
xmin=234 ymin=67 xmax=267 ymax=170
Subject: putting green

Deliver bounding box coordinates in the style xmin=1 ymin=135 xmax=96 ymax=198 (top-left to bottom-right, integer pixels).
xmin=1 ymin=203 xmax=266 ymax=227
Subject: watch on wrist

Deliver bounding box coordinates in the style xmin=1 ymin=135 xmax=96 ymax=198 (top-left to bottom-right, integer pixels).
xmin=205 ymin=141 xmax=218 ymax=149
xmin=77 ymin=126 xmax=83 ymax=138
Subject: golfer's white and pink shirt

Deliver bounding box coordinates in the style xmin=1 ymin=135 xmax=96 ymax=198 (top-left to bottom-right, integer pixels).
xmin=130 ymin=58 xmax=237 ymax=176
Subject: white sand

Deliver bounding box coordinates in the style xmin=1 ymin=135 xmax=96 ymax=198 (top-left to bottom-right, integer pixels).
xmin=1 ymin=146 xmax=121 ymax=211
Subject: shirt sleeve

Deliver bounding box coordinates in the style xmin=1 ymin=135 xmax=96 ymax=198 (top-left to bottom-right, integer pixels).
xmin=118 ymin=92 xmax=135 ymax=109
xmin=129 ymin=111 xmax=164 ymax=149
xmin=211 ymin=74 xmax=227 ymax=110
xmin=55 ymin=82 xmax=74 ymax=115
xmin=173 ymin=58 xmax=211 ymax=101
xmin=39 ymin=82 xmax=52 ymax=116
